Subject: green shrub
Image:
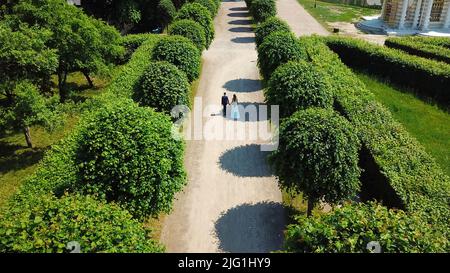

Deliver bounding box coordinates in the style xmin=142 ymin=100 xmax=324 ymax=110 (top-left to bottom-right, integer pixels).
xmin=385 ymin=37 xmax=450 ymax=65
xmin=249 ymin=0 xmax=276 ymax=22
xmin=266 ymin=60 xmax=333 ymax=117
xmin=285 ymin=202 xmax=447 ymax=253
xmin=119 ymin=33 xmax=156 ymax=63
xmin=407 ymin=36 xmax=450 ymax=49
xmin=169 ymin=19 xmax=207 ymax=50
xmin=0 ymin=194 xmax=164 ymax=253
xmin=151 ymin=35 xmax=201 ymax=82
xmin=257 ymin=31 xmax=305 ymax=80
xmin=271 ymin=108 xmax=361 ymax=214
xmin=158 ymin=0 xmax=177 ymax=28
xmin=324 ymin=36 xmax=450 ymax=108
xmin=176 ymin=3 xmax=215 ymax=48
xmin=254 ymin=16 xmax=291 ymax=47
xmin=134 ymin=61 xmax=190 ymax=113
xmin=190 ymin=0 xmax=218 ymax=16
xmin=74 ymin=101 xmax=186 ymax=219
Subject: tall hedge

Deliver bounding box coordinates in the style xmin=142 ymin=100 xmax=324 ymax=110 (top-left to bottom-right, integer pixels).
xmin=134 ymin=61 xmax=190 ymax=113
xmin=285 ymin=202 xmax=447 ymax=253
xmin=324 ymin=36 xmax=450 ymax=108
xmin=271 ymin=108 xmax=361 ymax=213
xmin=74 ymin=102 xmax=186 ymax=219
xmin=169 ymin=19 xmax=207 ymax=50
xmin=0 ymin=194 xmax=164 ymax=253
xmin=266 ymin=60 xmax=333 ymax=117
xmin=176 ymin=3 xmax=215 ymax=48
xmin=190 ymin=0 xmax=218 ymax=16
xmin=254 ymin=16 xmax=291 ymax=47
xmin=257 ymin=31 xmax=305 ymax=80
xmin=151 ymin=35 xmax=201 ymax=82
xmin=249 ymin=0 xmax=276 ymax=23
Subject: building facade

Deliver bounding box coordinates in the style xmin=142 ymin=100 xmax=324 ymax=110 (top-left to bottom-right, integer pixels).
xmin=381 ymin=0 xmax=450 ymax=30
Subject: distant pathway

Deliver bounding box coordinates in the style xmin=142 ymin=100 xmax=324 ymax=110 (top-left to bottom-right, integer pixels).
xmin=160 ymin=1 xmax=285 ymax=253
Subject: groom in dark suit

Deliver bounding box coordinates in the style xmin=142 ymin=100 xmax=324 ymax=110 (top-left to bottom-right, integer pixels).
xmin=221 ymin=92 xmax=230 ymax=117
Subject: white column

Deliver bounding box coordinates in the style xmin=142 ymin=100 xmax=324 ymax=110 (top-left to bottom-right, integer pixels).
xmin=444 ymin=0 xmax=450 ymax=28
xmin=413 ymin=0 xmax=423 ymax=29
xmin=399 ymin=0 xmax=410 ymax=29
xmin=381 ymin=0 xmax=388 ymax=19
xmin=421 ymin=0 xmax=434 ymax=30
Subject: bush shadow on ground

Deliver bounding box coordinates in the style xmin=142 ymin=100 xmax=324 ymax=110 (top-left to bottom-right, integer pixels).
xmin=223 ymin=79 xmax=261 ymax=93
xmin=218 ymin=144 xmax=273 ymax=177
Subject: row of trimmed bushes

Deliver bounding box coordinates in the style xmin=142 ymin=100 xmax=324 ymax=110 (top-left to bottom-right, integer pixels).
xmin=385 ymin=37 xmax=450 ymax=65
xmin=253 ymin=14 xmax=449 ymax=251
xmin=324 ymin=36 xmax=450 ymax=108
xmin=246 ymin=0 xmax=276 ymax=23
xmin=409 ymin=36 xmax=450 ymax=49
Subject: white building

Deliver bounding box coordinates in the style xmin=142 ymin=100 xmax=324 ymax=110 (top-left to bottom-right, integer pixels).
xmin=381 ymin=0 xmax=450 ymax=30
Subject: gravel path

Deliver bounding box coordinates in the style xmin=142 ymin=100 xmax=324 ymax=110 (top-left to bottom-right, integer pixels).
xmin=160 ymin=0 xmax=286 ymax=253
xmin=276 ymin=0 xmax=329 ymax=36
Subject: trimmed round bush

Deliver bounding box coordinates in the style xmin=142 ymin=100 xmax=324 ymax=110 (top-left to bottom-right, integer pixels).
xmin=151 ymin=35 xmax=201 ymax=82
xmin=266 ymin=61 xmax=333 ymax=118
xmin=176 ymin=3 xmax=215 ymax=48
xmin=169 ymin=19 xmax=206 ymax=50
xmin=270 ymin=108 xmax=361 ymax=210
xmin=285 ymin=202 xmax=447 ymax=253
xmin=75 ymin=102 xmax=186 ymax=219
xmin=190 ymin=0 xmax=218 ymax=16
xmin=134 ymin=61 xmax=190 ymax=113
xmin=0 ymin=194 xmax=164 ymax=253
xmin=255 ymin=17 xmax=291 ymax=47
xmin=249 ymin=0 xmax=276 ymax=23
xmin=257 ymin=31 xmax=305 ymax=80
xmin=158 ymin=0 xmax=177 ymax=27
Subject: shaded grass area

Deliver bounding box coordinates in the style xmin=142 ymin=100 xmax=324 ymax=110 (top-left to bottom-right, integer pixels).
xmin=356 ymin=72 xmax=450 ymax=176
xmin=297 ymin=0 xmax=380 ymax=27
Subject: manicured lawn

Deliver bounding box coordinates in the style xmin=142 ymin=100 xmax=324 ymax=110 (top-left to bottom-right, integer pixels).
xmin=297 ymin=0 xmax=380 ymax=25
xmin=356 ymin=72 xmax=450 ymax=176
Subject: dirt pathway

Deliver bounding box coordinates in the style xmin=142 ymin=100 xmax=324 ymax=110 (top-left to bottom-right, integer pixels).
xmin=160 ymin=1 xmax=286 ymax=253
xmin=276 ymin=0 xmax=329 ymax=36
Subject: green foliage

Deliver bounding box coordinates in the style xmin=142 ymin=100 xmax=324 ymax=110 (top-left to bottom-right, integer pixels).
xmin=271 ymin=108 xmax=361 ymax=207
xmin=0 ymin=193 xmax=164 ymax=253
xmin=151 ymin=35 xmax=201 ymax=82
xmin=190 ymin=0 xmax=218 ymax=16
xmin=74 ymin=101 xmax=186 ymax=219
xmin=249 ymin=0 xmax=276 ymax=23
xmin=324 ymin=36 xmax=450 ymax=108
xmin=119 ymin=33 xmax=157 ymax=63
xmin=257 ymin=31 xmax=305 ymax=80
xmin=285 ymin=202 xmax=447 ymax=253
xmin=176 ymin=2 xmax=215 ymax=48
xmin=134 ymin=61 xmax=190 ymax=113
xmin=385 ymin=37 xmax=450 ymax=65
xmin=405 ymin=36 xmax=450 ymax=49
xmin=158 ymin=0 xmax=177 ymax=28
xmin=254 ymin=16 xmax=291 ymax=47
xmin=169 ymin=19 xmax=207 ymax=50
xmin=266 ymin=61 xmax=333 ymax=117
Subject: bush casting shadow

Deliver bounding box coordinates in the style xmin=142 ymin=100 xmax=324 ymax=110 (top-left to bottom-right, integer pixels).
xmin=223 ymin=79 xmax=261 ymax=93
xmin=219 ymin=144 xmax=272 ymax=177
xmin=214 ymin=201 xmax=286 ymax=253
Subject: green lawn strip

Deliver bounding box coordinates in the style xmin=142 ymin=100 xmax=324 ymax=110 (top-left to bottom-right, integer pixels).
xmin=356 ymin=72 xmax=450 ymax=176
xmin=296 ymin=0 xmax=380 ymax=29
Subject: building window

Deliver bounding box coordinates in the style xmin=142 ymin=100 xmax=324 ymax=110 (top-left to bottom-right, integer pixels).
xmin=430 ymin=0 xmax=444 ymax=22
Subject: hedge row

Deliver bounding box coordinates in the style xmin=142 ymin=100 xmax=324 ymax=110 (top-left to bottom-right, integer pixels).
xmin=324 ymin=36 xmax=450 ymax=108
xmin=176 ymin=2 xmax=215 ymax=48
xmin=408 ymin=36 xmax=450 ymax=49
xmin=385 ymin=37 xmax=450 ymax=65
xmin=247 ymin=0 xmax=276 ymax=23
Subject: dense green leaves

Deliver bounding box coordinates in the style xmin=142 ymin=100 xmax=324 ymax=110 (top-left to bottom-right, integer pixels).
xmin=254 ymin=16 xmax=291 ymax=47
xmin=134 ymin=61 xmax=190 ymax=113
xmin=176 ymin=3 xmax=215 ymax=48
xmin=152 ymin=35 xmax=201 ymax=82
xmin=266 ymin=61 xmax=333 ymax=117
xmin=385 ymin=37 xmax=450 ymax=65
xmin=0 ymin=193 xmax=163 ymax=253
xmin=190 ymin=0 xmax=218 ymax=16
xmin=257 ymin=31 xmax=305 ymax=80
xmin=74 ymin=102 xmax=186 ymax=219
xmin=169 ymin=19 xmax=207 ymax=50
xmin=158 ymin=0 xmax=177 ymax=28
xmin=271 ymin=108 xmax=361 ymax=209
xmin=285 ymin=202 xmax=447 ymax=253
xmin=249 ymin=0 xmax=276 ymax=23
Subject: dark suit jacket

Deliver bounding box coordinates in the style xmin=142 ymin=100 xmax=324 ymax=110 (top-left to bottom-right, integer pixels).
xmin=221 ymin=95 xmax=229 ymax=106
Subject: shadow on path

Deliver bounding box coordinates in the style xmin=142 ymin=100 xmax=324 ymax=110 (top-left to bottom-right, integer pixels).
xmin=229 ymin=27 xmax=253 ymax=33
xmin=231 ymin=37 xmax=255 ymax=43
xmin=229 ymin=7 xmax=247 ymax=11
xmin=214 ymin=201 xmax=286 ymax=253
xmin=228 ymin=19 xmax=252 ymax=25
xmin=223 ymin=79 xmax=261 ymax=93
xmin=219 ymin=144 xmax=272 ymax=177
xmin=228 ymin=12 xmax=250 ymax=17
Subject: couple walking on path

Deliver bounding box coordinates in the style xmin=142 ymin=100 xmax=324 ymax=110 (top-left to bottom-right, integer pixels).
xmin=221 ymin=92 xmax=240 ymax=120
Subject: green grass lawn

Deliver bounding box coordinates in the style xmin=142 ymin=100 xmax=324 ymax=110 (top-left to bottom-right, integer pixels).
xmin=356 ymin=72 xmax=450 ymax=176
xmin=297 ymin=0 xmax=380 ymax=26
